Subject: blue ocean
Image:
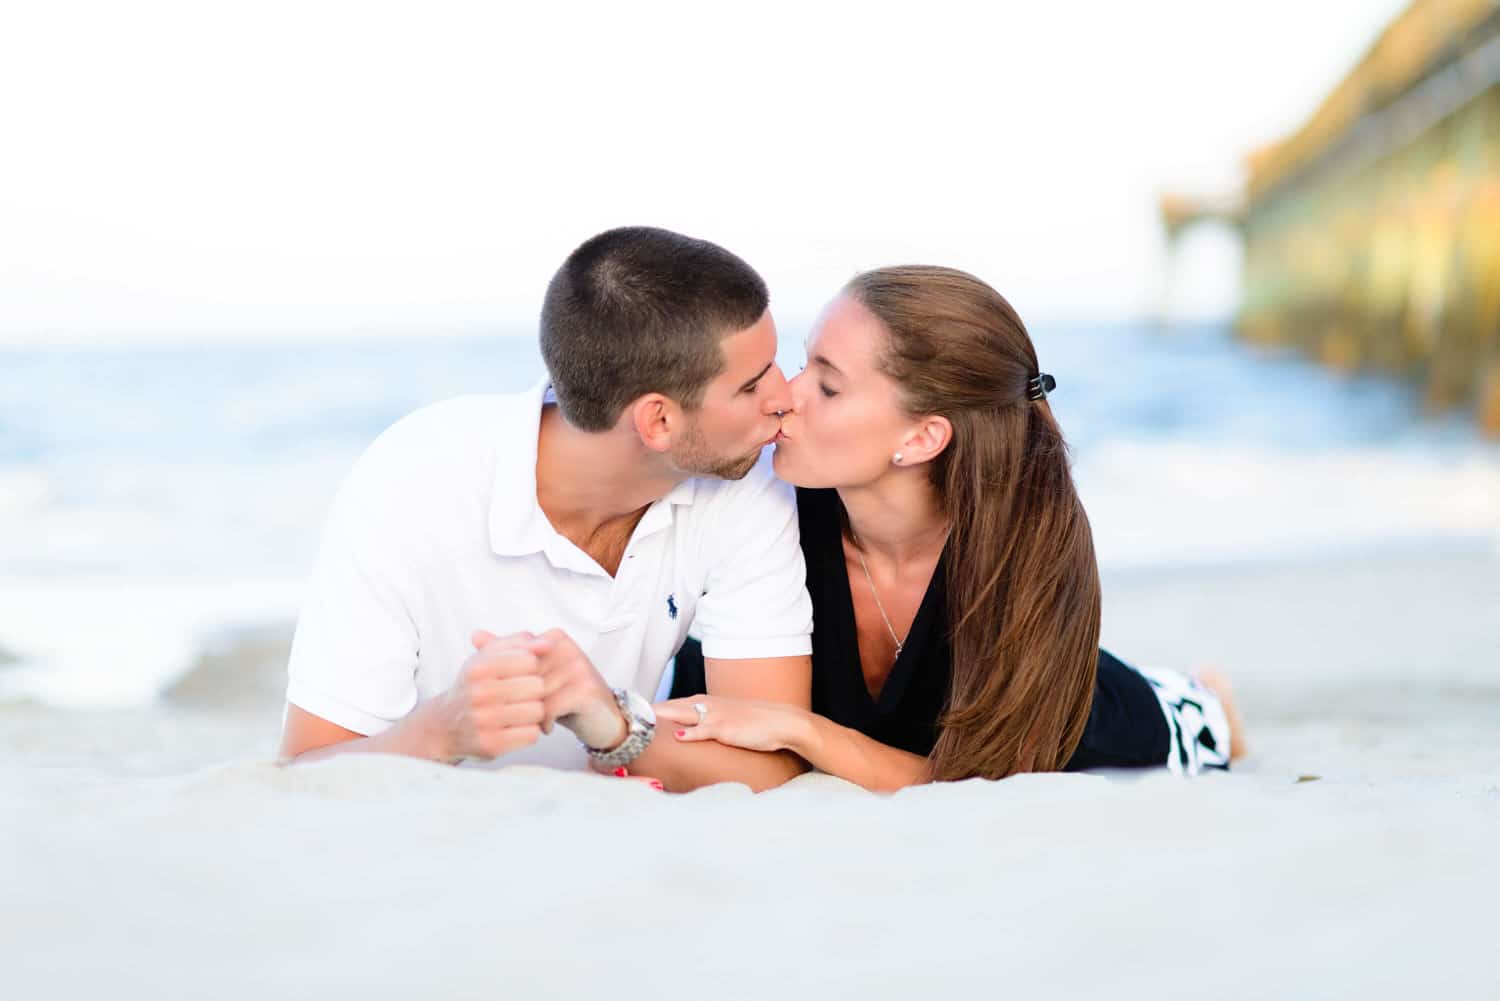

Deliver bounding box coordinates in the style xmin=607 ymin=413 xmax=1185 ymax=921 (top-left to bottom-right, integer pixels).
xmin=7 ymin=321 xmax=1485 ymax=471
xmin=2 ymin=322 xmax=1497 ymax=706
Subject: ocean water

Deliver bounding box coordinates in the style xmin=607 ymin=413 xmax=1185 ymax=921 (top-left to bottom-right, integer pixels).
xmin=3 ymin=322 xmax=1498 ymax=706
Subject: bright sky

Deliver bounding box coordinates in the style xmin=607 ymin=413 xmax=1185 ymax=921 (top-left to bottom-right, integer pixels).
xmin=0 ymin=0 xmax=1410 ymax=342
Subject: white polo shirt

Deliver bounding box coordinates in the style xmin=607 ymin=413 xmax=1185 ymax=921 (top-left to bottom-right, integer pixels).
xmin=286 ymin=380 xmax=813 ymax=769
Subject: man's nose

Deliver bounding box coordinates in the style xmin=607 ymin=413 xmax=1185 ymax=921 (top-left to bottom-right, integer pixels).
xmin=762 ymin=364 xmax=792 ymax=415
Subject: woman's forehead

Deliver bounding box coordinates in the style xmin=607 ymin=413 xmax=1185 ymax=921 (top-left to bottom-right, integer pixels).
xmin=807 ymin=295 xmax=882 ymax=368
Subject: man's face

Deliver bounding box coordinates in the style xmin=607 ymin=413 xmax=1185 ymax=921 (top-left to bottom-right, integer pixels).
xmin=670 ymin=310 xmax=791 ymax=480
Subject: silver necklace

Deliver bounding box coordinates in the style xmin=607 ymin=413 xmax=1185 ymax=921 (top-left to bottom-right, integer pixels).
xmin=849 ymin=528 xmax=908 ymax=662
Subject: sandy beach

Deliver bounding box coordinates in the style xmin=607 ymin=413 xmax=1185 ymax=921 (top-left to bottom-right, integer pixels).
xmin=3 ymin=547 xmax=1495 ymax=1000
xmin=7 ymin=1 xmax=1499 ymax=995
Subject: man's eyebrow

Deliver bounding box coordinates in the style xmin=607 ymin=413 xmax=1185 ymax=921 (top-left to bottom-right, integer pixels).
xmin=738 ymin=361 xmax=774 ymax=393
xmin=810 ymin=354 xmax=842 ymax=375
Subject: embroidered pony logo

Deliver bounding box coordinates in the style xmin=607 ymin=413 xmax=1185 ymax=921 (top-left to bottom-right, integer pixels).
xmin=666 ymin=594 xmax=678 ymax=619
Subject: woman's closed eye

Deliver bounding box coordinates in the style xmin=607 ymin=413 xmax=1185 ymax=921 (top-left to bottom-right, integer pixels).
xmin=819 ymin=383 xmax=838 ymax=398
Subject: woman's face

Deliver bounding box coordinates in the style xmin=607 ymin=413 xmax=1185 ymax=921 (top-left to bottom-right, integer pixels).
xmin=772 ymin=294 xmax=915 ymax=489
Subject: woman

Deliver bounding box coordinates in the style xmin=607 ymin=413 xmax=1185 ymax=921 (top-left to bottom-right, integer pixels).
xmin=659 ymin=266 xmax=1243 ymax=791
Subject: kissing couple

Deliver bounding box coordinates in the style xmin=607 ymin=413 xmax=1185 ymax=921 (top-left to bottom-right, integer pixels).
xmin=281 ymin=226 xmax=1243 ymax=791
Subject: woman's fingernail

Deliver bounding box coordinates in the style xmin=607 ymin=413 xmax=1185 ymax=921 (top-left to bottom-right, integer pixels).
xmin=650 ymin=781 xmax=664 ymax=791
xmin=674 ymin=730 xmax=686 ymax=739
xmin=613 ymin=767 xmax=628 ymax=777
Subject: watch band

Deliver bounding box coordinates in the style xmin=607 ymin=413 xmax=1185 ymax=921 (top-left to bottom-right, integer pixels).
xmin=584 ymin=688 xmax=657 ymax=768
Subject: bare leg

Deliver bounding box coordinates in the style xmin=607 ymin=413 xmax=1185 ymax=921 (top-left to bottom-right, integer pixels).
xmin=1194 ymin=668 xmax=1247 ymax=761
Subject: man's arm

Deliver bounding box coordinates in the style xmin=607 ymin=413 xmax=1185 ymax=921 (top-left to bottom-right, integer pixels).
xmin=655 ymin=694 xmax=931 ymax=793
xmin=280 ymin=704 xmax=446 ymax=762
xmin=623 ymin=653 xmax=812 ymax=793
xmin=280 ymin=636 xmax=549 ymax=764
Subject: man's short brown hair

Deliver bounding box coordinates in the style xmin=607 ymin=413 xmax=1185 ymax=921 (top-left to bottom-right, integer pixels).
xmin=539 ymin=227 xmax=770 ymax=432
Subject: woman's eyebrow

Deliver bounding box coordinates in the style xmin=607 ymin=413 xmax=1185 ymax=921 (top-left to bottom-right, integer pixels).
xmin=810 ymin=354 xmax=842 ymax=375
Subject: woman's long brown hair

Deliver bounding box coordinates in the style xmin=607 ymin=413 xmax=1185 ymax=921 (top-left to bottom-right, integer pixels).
xmin=846 ymin=266 xmax=1101 ymax=781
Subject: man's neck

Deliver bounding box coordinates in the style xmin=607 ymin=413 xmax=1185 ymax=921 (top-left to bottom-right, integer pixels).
xmin=534 ymin=404 xmax=685 ymax=542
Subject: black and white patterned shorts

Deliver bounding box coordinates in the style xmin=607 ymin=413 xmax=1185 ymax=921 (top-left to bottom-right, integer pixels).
xmin=1136 ymin=667 xmax=1233 ymax=775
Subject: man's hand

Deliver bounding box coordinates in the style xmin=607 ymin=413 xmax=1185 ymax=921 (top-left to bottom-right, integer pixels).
xmin=280 ymin=632 xmax=550 ymax=764
xmin=425 ymin=632 xmax=549 ymax=762
xmin=470 ymin=628 xmax=626 ymax=752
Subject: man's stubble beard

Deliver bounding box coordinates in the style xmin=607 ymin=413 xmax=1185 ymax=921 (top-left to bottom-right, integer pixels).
xmin=671 ymin=419 xmax=762 ymax=481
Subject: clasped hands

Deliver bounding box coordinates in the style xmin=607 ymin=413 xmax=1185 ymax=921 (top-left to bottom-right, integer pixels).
xmin=421 ymin=628 xmax=809 ymax=770
xmin=424 ymin=628 xmax=626 ymax=763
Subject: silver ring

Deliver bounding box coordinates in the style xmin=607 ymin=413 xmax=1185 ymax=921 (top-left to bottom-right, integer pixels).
xmin=692 ymin=701 xmax=709 ymax=724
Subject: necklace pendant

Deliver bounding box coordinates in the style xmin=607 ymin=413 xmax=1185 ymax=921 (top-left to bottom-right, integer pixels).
xmin=852 ymin=527 xmax=910 ymax=664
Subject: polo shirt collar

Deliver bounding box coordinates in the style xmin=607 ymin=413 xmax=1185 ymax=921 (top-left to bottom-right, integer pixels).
xmin=488 ymin=379 xmax=701 ymax=561
xmin=634 ymin=476 xmax=697 ymax=538
xmin=488 ymin=378 xmax=554 ymax=558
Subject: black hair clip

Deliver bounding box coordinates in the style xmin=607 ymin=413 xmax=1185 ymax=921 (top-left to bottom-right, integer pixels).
xmin=1027 ymin=372 xmax=1056 ymax=401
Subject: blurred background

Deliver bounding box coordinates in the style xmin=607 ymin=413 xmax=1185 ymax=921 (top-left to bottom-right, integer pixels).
xmin=2 ymin=0 xmax=1497 ymax=720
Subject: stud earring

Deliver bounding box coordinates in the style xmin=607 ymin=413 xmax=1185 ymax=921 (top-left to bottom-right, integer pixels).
xmin=893 ymin=452 xmax=903 ymax=464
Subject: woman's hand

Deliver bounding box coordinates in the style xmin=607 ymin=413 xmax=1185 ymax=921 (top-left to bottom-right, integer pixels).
xmin=654 ymin=695 xmax=810 ymax=754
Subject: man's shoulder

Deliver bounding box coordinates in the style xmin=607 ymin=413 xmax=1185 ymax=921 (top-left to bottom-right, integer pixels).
xmin=371 ymin=394 xmax=511 ymax=455
xmin=357 ymin=390 xmax=536 ymax=475
xmin=332 ymin=393 xmax=519 ymax=525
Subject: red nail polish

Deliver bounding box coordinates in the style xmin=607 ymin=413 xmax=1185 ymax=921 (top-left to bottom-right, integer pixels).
xmin=613 ymin=767 xmax=628 ymax=777
xmin=650 ymin=781 xmax=664 ymax=791
xmin=674 ymin=730 xmax=686 ymax=738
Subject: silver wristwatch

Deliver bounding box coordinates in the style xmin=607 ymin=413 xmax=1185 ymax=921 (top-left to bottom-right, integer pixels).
xmin=583 ymin=688 xmax=657 ymax=768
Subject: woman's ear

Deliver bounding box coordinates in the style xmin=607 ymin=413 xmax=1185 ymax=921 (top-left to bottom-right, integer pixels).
xmin=629 ymin=394 xmax=676 ymax=454
xmin=899 ymin=414 xmax=953 ymax=466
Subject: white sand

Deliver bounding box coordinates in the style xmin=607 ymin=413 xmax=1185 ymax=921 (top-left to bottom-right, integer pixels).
xmin=2 ymin=551 xmax=1497 ymax=999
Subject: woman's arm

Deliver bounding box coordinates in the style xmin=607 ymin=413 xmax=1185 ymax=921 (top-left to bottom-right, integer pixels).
xmin=656 ymin=695 xmax=930 ymax=793
xmin=789 ymin=712 xmax=931 ymax=792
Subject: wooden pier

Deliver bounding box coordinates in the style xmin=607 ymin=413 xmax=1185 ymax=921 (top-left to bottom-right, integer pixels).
xmin=1164 ymin=0 xmax=1500 ymax=435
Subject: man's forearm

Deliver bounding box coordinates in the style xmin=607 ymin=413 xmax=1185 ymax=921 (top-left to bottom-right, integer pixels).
xmin=621 ymin=727 xmax=808 ymax=793
xmin=280 ymin=703 xmax=451 ymax=764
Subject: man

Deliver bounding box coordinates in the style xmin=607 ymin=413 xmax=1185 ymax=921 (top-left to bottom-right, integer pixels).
xmin=279 ymin=227 xmax=813 ymax=792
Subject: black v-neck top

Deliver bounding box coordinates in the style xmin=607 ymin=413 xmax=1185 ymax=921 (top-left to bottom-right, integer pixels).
xmin=670 ymin=487 xmax=1171 ymax=771
xmin=799 ymin=486 xmax=954 ymax=756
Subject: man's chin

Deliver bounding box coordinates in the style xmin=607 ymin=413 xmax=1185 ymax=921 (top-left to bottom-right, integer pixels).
xmin=681 ymin=447 xmax=762 ymax=481
xmin=706 ymin=449 xmax=762 ymax=481
xmin=722 ymin=450 xmax=763 ymax=480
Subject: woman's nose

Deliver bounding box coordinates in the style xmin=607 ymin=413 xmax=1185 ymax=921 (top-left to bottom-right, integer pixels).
xmin=784 ymin=367 xmax=808 ymax=412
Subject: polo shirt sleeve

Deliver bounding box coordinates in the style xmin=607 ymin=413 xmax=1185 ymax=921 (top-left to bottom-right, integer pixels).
xmin=285 ymin=428 xmax=424 ymax=736
xmin=692 ymin=456 xmax=813 ymax=661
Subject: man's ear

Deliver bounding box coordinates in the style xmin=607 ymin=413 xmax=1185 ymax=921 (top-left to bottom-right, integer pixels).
xmin=899 ymin=414 xmax=953 ymax=466
xmin=628 ymin=394 xmax=677 ymax=453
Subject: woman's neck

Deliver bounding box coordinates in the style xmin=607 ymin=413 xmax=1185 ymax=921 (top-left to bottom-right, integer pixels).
xmin=837 ymin=472 xmax=948 ymax=566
